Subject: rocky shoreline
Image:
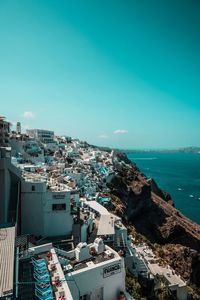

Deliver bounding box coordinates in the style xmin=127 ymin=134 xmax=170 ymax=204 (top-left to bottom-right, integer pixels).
xmin=108 ymin=151 xmax=200 ymax=291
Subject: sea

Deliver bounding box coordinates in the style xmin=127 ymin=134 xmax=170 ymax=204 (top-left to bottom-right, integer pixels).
xmin=127 ymin=152 xmax=200 ymax=225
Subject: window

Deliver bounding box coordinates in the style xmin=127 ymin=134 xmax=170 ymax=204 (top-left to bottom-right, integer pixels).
xmin=172 ymin=291 xmax=177 ymax=297
xmin=80 ymin=295 xmax=90 ymax=300
xmin=32 ymin=185 xmax=35 ymax=191
xmin=52 ymin=204 xmax=66 ymax=211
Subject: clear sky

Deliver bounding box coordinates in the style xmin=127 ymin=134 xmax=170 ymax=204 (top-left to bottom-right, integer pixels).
xmin=0 ymin=0 xmax=199 ymax=149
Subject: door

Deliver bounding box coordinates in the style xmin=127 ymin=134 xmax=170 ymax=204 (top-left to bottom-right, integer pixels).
xmin=94 ymin=287 xmax=103 ymax=300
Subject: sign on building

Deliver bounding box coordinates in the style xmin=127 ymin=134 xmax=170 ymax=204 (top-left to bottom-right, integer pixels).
xmin=103 ymin=263 xmax=121 ymax=278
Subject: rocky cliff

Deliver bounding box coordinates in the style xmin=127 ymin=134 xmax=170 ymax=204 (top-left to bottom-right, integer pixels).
xmin=109 ymin=151 xmax=200 ymax=289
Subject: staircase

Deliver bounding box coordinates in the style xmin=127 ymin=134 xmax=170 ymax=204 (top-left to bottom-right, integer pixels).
xmin=113 ymin=232 xmax=126 ymax=249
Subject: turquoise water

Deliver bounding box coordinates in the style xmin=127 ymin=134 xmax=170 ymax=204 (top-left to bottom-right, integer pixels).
xmin=100 ymin=197 xmax=110 ymax=203
xmin=100 ymin=167 xmax=108 ymax=175
xmin=127 ymin=152 xmax=200 ymax=225
xmin=98 ymin=197 xmax=110 ymax=205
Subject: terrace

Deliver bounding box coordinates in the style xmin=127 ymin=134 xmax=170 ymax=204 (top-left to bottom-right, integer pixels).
xmin=19 ymin=243 xmax=73 ymax=300
xmin=68 ymin=249 xmax=115 ymax=271
xmin=19 ymin=239 xmax=120 ymax=300
xmin=148 ymin=263 xmax=186 ymax=288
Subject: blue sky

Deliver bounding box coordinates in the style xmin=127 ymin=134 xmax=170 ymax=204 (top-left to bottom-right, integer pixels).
xmin=0 ymin=0 xmax=199 ymax=148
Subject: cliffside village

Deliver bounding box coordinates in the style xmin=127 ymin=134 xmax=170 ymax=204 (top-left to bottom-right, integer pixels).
xmin=0 ymin=116 xmax=188 ymax=300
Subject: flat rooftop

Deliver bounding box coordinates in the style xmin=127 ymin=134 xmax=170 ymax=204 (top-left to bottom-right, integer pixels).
xmin=85 ymin=200 xmax=115 ymax=235
xmin=23 ymin=242 xmax=120 ymax=299
xmin=97 ymin=214 xmax=115 ymax=235
xmin=84 ymin=200 xmax=109 ymax=215
xmin=22 ymin=171 xmax=47 ymax=183
xmin=134 ymin=245 xmax=186 ymax=287
xmin=60 ymin=244 xmax=119 ymax=275
xmin=134 ymin=245 xmax=156 ymax=262
xmin=148 ymin=263 xmax=186 ymax=287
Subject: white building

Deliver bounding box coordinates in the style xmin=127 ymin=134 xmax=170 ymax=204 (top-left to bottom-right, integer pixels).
xmin=16 ymin=122 xmax=21 ymax=134
xmin=10 ymin=137 xmax=45 ymax=164
xmin=0 ymin=116 xmax=10 ymax=147
xmin=128 ymin=244 xmax=187 ymax=300
xmin=125 ymin=245 xmax=149 ymax=279
xmin=149 ymin=263 xmax=188 ymax=300
xmin=26 ymin=129 xmax=54 ymax=144
xmin=61 ymin=239 xmax=127 ymax=300
xmin=24 ymin=240 xmax=133 ymax=300
xmin=80 ymin=211 xmax=95 ymax=243
xmin=21 ymin=178 xmax=73 ymax=237
xmin=83 ymin=201 xmax=129 ymax=248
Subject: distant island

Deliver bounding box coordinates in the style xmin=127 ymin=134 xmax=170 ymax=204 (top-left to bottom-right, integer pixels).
xmin=123 ymin=146 xmax=200 ymax=153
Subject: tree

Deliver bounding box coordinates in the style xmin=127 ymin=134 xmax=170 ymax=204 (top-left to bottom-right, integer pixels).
xmin=155 ymin=277 xmax=176 ymax=300
xmin=125 ymin=269 xmax=147 ymax=300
